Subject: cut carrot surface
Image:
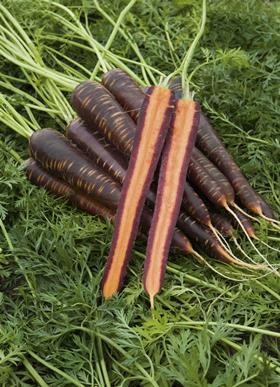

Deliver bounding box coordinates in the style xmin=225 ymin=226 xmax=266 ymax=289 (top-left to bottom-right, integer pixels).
xmin=102 ymin=86 xmax=173 ymax=299
xmin=144 ymin=99 xmax=200 ymax=307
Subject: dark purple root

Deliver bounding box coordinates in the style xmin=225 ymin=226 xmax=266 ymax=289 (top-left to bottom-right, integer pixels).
xmin=71 ymin=80 xmax=136 ymax=156
xmin=209 ymin=211 xmax=234 ymax=237
xmin=170 ymin=76 xmax=274 ymax=219
xmin=24 ymin=158 xmax=115 ymax=219
xmin=102 ymin=87 xmax=174 ymax=293
xmin=144 ymin=100 xmax=200 ymax=291
xmin=66 ymin=118 xmax=127 ymax=185
xmin=102 ymin=69 xmax=144 ymax=122
xmin=182 ymin=183 xmax=211 ymax=226
xmin=177 ymin=212 xmax=233 ymax=264
xmin=29 ymin=128 xmax=121 ymax=209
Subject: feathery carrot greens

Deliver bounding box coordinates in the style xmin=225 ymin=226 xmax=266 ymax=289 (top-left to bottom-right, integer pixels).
xmin=0 ymin=0 xmax=279 ymax=385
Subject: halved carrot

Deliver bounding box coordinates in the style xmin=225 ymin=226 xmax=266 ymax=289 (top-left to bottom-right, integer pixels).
xmin=25 ymin=158 xmax=191 ymax=253
xmin=170 ymin=76 xmax=274 ymax=219
xmin=102 ymin=86 xmax=174 ymax=299
xmin=143 ymin=98 xmax=200 ymax=307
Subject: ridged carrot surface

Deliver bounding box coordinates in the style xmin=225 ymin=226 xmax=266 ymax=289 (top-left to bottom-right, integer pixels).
xmin=102 ymin=69 xmax=144 ymax=122
xmin=25 ymin=158 xmax=115 ymax=220
xmin=170 ymin=76 xmax=274 ymax=219
xmin=143 ymin=99 xmax=200 ymax=307
xmin=29 ymin=129 xmax=121 ymax=210
xmin=25 ymin=158 xmax=191 ymax=253
xmin=67 ymin=118 xmax=127 ymax=185
xmin=71 ymin=81 xmax=136 ymax=156
xmin=102 ymin=86 xmax=174 ymax=299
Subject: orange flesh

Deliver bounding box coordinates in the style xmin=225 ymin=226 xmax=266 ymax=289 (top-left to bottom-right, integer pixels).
xmin=102 ymin=86 xmax=172 ymax=299
xmin=145 ymin=99 xmax=196 ymax=301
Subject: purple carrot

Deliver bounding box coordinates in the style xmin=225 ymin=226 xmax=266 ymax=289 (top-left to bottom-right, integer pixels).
xmin=170 ymin=76 xmax=274 ymax=219
xmin=29 ymin=128 xmax=121 ymax=209
xmin=25 ymin=158 xmax=191 ymax=253
xmin=71 ymin=80 xmax=136 ymax=156
xmin=102 ymin=86 xmax=174 ymax=299
xmin=143 ymin=98 xmax=200 ymax=307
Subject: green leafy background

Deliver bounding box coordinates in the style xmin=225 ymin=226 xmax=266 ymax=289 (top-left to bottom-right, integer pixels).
xmin=0 ymin=0 xmax=279 ymax=385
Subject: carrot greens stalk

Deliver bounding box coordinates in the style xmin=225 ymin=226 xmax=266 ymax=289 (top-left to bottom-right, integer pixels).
xmin=143 ymin=0 xmax=207 ymax=307
xmin=102 ymin=86 xmax=174 ymax=299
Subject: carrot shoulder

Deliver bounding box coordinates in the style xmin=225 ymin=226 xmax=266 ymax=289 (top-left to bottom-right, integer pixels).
xmin=143 ymin=98 xmax=200 ymax=307
xmin=102 ymin=86 xmax=174 ymax=299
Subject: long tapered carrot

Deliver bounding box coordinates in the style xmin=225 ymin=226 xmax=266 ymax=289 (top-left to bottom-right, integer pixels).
xmin=71 ymin=81 xmax=136 ymax=156
xmin=29 ymin=129 xmax=121 ymax=209
xmin=102 ymin=86 xmax=174 ymax=299
xmin=187 ymin=156 xmax=227 ymax=207
xmin=192 ymin=147 xmax=235 ymax=204
xmin=25 ymin=158 xmax=115 ymax=220
xmin=73 ymin=81 xmax=214 ymax=226
xmin=102 ymin=69 xmax=143 ymax=122
xmin=25 ymin=158 xmax=191 ymax=253
xmin=100 ymin=69 xmax=230 ymax=221
xmin=143 ymin=99 xmax=200 ymax=307
xmin=182 ymin=183 xmax=211 ymax=226
xmin=66 ymin=118 xmax=127 ymax=185
xmin=170 ymin=76 xmax=274 ymax=219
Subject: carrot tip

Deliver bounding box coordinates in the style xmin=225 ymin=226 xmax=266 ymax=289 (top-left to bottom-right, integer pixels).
xmin=149 ymin=294 xmax=155 ymax=310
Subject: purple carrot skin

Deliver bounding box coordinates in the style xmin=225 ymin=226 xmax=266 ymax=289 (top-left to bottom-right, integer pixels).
xmin=181 ymin=183 xmax=211 ymax=226
xmin=144 ymin=99 xmax=200 ymax=306
xmin=101 ymin=70 xmax=229 ymax=220
xmin=209 ymin=211 xmax=234 ymax=237
xmin=102 ymin=69 xmax=144 ymax=122
xmin=68 ymin=116 xmax=210 ymax=226
xmin=197 ymin=115 xmax=274 ymax=217
xmin=29 ymin=129 xmax=121 ymax=210
xmin=67 ymin=118 xmax=157 ymax=205
xmin=102 ymin=69 xmax=145 ymax=122
xmin=140 ymin=209 xmax=193 ymax=254
xmin=192 ymin=147 xmax=235 ymax=204
xmin=187 ymin=157 xmax=228 ymax=207
xmin=170 ymin=76 xmax=274 ymax=219
xmin=71 ymin=81 xmax=136 ymax=156
xmin=25 ymin=158 xmax=115 ymax=220
xmin=66 ymin=118 xmax=127 ymax=185
xmin=25 ymin=158 xmax=190 ymax=253
xmin=177 ymin=213 xmax=239 ymax=264
xmin=102 ymin=86 xmax=174 ymax=300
